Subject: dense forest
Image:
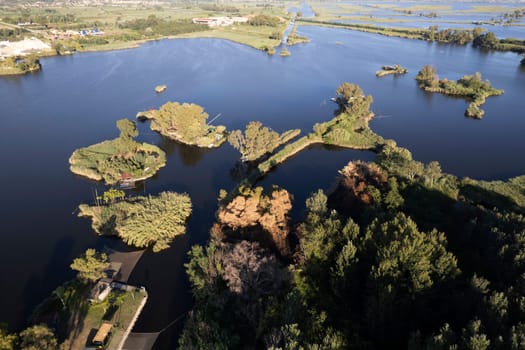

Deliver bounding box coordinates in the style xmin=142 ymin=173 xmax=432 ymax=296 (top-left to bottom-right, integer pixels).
xmin=178 ymin=84 xmax=525 ymax=350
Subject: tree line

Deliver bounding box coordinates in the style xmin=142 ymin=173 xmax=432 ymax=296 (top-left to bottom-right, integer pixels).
xmin=176 ymin=83 xmax=525 ymax=349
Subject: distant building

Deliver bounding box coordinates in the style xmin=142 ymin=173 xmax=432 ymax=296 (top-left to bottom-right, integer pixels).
xmin=192 ymin=16 xmax=248 ymax=27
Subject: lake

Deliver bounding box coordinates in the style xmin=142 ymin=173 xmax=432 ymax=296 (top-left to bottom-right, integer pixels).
xmin=0 ymin=24 xmax=524 ymax=349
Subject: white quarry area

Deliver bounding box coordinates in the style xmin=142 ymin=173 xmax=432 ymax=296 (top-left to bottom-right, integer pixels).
xmin=0 ymin=37 xmax=51 ymax=59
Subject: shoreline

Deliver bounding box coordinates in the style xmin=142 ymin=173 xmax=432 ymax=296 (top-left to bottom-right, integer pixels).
xmin=4 ymin=19 xmax=522 ymax=78
xmin=0 ymin=34 xmax=278 ymax=77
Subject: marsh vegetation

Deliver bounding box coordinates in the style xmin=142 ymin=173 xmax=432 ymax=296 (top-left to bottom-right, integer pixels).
xmin=79 ymin=190 xmax=192 ymax=252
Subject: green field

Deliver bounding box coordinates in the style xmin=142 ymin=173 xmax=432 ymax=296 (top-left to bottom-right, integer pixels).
xmin=0 ymin=3 xmax=291 ymax=54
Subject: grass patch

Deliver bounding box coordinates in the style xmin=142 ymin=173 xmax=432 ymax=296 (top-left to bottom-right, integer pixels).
xmin=69 ymin=119 xmax=166 ymax=185
xmin=176 ymin=23 xmax=285 ymax=51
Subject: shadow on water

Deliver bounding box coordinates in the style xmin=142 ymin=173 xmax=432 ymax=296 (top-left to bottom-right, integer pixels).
xmin=127 ymin=234 xmax=193 ymax=349
xmin=20 ymin=237 xmax=76 ymax=325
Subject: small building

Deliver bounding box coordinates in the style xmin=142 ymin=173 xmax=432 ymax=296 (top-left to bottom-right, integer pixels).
xmin=192 ymin=16 xmax=248 ymax=27
xmin=88 ymin=278 xmax=113 ymax=302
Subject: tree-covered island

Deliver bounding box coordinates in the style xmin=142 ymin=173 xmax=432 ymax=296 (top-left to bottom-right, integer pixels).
xmin=69 ymin=119 xmax=166 ymax=185
xmin=79 ymin=189 xmax=192 ymax=252
xmin=137 ymin=102 xmax=228 ymax=148
xmin=415 ymin=66 xmax=504 ymax=119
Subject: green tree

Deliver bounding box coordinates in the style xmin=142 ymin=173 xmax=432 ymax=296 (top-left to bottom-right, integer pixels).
xmin=152 ymin=102 xmax=209 ymax=143
xmin=228 ymin=121 xmax=281 ymax=161
xmin=0 ymin=327 xmax=17 ymax=350
xmin=70 ymin=248 xmax=110 ymax=283
xmin=366 ymin=213 xmax=459 ymax=295
xmin=363 ymin=213 xmax=460 ymax=343
xmin=116 ymin=192 xmax=192 ymax=252
xmin=473 ymin=32 xmax=498 ymax=49
xmin=19 ymin=325 xmax=57 ymax=350
xmin=335 ymin=82 xmax=373 ymax=117
xmin=116 ymin=118 xmax=138 ymax=139
xmin=384 ymin=177 xmax=404 ymax=211
xmin=115 ymin=118 xmax=139 ymax=152
xmin=510 ymin=323 xmax=525 ymax=349
xmin=415 ymin=65 xmax=439 ymax=88
xmin=428 ymin=25 xmax=438 ymax=41
xmin=425 ymin=161 xmax=442 ymax=187
xmin=248 ymin=14 xmax=280 ymax=26
xmin=426 ymin=323 xmax=459 ymax=349
xmin=178 ymin=310 xmax=235 ymax=350
xmin=460 ymin=320 xmax=490 ymax=350
xmin=102 ymin=188 xmax=125 ymax=204
xmin=473 ymin=27 xmax=483 ymax=39
xmin=305 ymin=189 xmax=328 ymax=217
xmin=269 ymin=31 xmax=283 ymax=40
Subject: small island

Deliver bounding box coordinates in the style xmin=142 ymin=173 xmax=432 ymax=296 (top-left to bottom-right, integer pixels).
xmin=415 ymin=65 xmax=504 ymax=119
xmin=137 ymin=101 xmax=228 ymax=148
xmin=79 ymin=189 xmax=192 ymax=252
xmin=155 ymin=84 xmax=167 ymax=93
xmin=376 ymin=64 xmax=408 ymax=77
xmin=280 ymin=48 xmax=291 ymax=57
xmin=69 ymin=119 xmax=166 ymax=185
xmin=0 ymin=55 xmax=41 ymax=76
